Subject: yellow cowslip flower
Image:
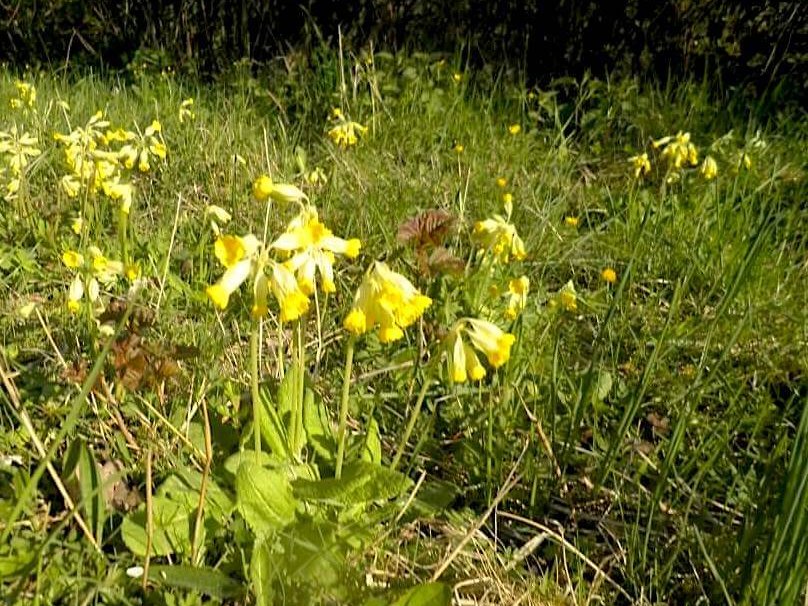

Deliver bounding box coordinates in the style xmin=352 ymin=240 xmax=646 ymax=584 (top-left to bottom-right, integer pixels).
xmin=87 ymin=246 xmax=124 ymax=284
xmin=252 ymin=174 xmax=307 ymax=205
xmin=656 ymin=131 xmax=698 ymax=169
xmin=496 ymin=177 xmax=507 ymax=188
xmin=343 ymin=261 xmax=431 ymax=343
xmin=206 ymin=234 xmax=309 ymax=322
xmin=452 ymin=143 xmax=464 ymax=153
xmin=101 ymin=178 xmax=134 ymax=214
xmin=508 ymin=124 xmax=521 ymax=135
xmin=10 ymin=81 xmax=36 ymax=109
xmin=71 ymin=216 xmax=84 ymax=235
xmin=552 ymin=280 xmax=578 ymax=312
xmin=205 ymin=205 xmax=232 ymax=235
xmin=271 ymin=205 xmax=361 ymax=294
xmin=118 ymin=119 xmax=167 ymax=172
xmin=178 ymin=98 xmax=195 ymax=123
xmin=601 ymin=267 xmax=617 ymax=284
xmin=327 ymin=117 xmax=368 ymax=148
xmin=445 ymin=327 xmax=486 ymax=383
xmin=505 ymin=275 xmax=530 ymax=320
xmin=65 ymin=271 xmax=101 ymax=315
xmin=740 ymin=153 xmax=752 ymax=170
xmin=565 ymin=216 xmax=580 ymax=228
xmin=629 ymin=152 xmax=651 ymax=178
xmin=502 ymin=192 xmax=514 ymax=217
xmin=61 ymin=175 xmax=81 ymax=198
xmin=459 ymin=318 xmax=516 ymax=371
xmin=700 ymin=156 xmax=718 ymax=180
xmin=452 ymin=73 xmax=463 ymax=83
xmin=0 ymin=126 xmax=42 ymax=175
xmin=473 ymin=214 xmax=527 ymax=263
xmin=62 ymin=250 xmax=84 ymax=269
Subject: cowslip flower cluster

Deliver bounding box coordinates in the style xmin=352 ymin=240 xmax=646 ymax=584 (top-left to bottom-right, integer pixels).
xmin=62 ymin=246 xmax=125 ymax=313
xmin=550 ymin=280 xmax=578 ymax=312
xmin=178 ymin=98 xmax=195 ymax=123
xmin=9 ymin=81 xmax=36 ymax=110
xmin=444 ymin=318 xmax=516 ymax=383
xmin=700 ymin=155 xmax=718 ymax=180
xmin=205 ymin=234 xmax=310 ymax=322
xmin=0 ymin=126 xmax=42 ymax=199
xmin=343 ymin=262 xmax=432 ymax=343
xmin=653 ymin=131 xmax=698 ymax=169
xmin=327 ymin=108 xmax=368 ymax=148
xmin=472 ymin=212 xmax=526 ymax=263
xmin=252 ymin=175 xmax=308 ymax=205
xmin=271 ymin=205 xmax=361 ymax=295
xmin=629 ymin=152 xmax=651 ymax=178
xmin=505 ymin=276 xmax=530 ymax=320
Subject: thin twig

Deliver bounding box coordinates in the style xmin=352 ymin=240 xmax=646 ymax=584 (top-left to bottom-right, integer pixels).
xmin=191 ymin=398 xmax=213 ymax=565
xmin=143 ymin=448 xmax=153 ymax=590
xmin=156 ymin=193 xmax=182 ymax=313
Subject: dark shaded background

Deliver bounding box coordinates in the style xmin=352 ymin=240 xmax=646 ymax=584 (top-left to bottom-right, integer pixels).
xmin=2 ymin=1 xmax=806 ymax=98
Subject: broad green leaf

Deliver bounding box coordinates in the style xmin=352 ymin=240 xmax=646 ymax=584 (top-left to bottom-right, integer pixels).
xmin=224 ymin=450 xmax=281 ymax=476
xmin=158 ymin=469 xmax=234 ymax=520
xmin=121 ymin=497 xmax=192 ymax=556
xmin=250 ymin=536 xmax=276 ymax=606
xmin=391 ymin=582 xmax=451 ymax=606
xmin=235 ymin=462 xmax=297 ymax=534
xmin=62 ymin=439 xmax=105 ymax=543
xmin=303 ymin=387 xmax=336 ymax=462
xmin=258 ymin=386 xmax=289 ymax=457
xmin=148 ymin=565 xmax=244 ymax=599
xmin=292 ymin=461 xmax=412 ymax=505
xmin=276 ymin=361 xmax=302 ymax=417
xmin=362 ymin=417 xmax=382 ymax=464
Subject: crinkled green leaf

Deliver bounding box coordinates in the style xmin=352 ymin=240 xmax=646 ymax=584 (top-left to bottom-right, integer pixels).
xmin=235 ymin=462 xmax=297 ymax=534
xmin=292 ymin=461 xmax=411 ymax=505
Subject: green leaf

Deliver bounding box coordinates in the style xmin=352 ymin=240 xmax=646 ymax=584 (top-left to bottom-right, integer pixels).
xmin=224 ymin=450 xmax=281 ymax=476
xmin=62 ymin=439 xmax=106 ymax=543
xmin=258 ymin=385 xmax=290 ymax=458
xmin=250 ymin=536 xmax=276 ymax=606
xmin=292 ymin=461 xmax=412 ymax=505
xmin=303 ymin=387 xmax=336 ymax=462
xmin=235 ymin=462 xmax=297 ymax=534
xmin=121 ymin=497 xmax=193 ymax=556
xmin=391 ymin=582 xmax=451 ymax=606
xmin=158 ymin=469 xmax=234 ymax=520
xmin=276 ymin=361 xmax=302 ymax=417
xmin=362 ymin=417 xmax=382 ymax=464
xmin=148 ymin=565 xmax=244 ymax=599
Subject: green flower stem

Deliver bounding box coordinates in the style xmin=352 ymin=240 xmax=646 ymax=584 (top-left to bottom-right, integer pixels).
xmin=118 ymin=208 xmax=128 ymax=266
xmin=391 ymin=377 xmax=432 ymax=471
xmin=250 ymin=325 xmax=262 ymax=455
xmin=334 ymin=336 xmax=355 ymax=479
xmin=290 ymin=320 xmax=305 ymax=457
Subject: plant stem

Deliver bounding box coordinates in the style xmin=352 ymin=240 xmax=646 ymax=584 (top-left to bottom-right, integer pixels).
xmin=334 ymin=337 xmax=355 ymax=478
xmin=391 ymin=377 xmax=432 ymax=471
xmin=251 ymin=325 xmax=261 ymax=455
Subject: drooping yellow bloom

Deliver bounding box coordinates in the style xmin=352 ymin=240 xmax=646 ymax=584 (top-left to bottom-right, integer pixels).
xmin=700 ymin=156 xmax=718 ymax=180
xmin=552 ymin=280 xmax=578 ymax=312
xmin=564 ymin=216 xmax=580 ymax=228
xmin=452 ymin=73 xmax=463 ymax=83
xmin=601 ymin=267 xmax=617 ymax=284
xmin=343 ymin=262 xmax=431 ymax=343
xmin=473 ymin=214 xmax=527 ymax=263
xmin=118 ymin=120 xmax=167 ymax=172
xmin=101 ymin=178 xmax=134 ymax=214
xmin=10 ymin=81 xmax=36 ymax=109
xmin=452 ymin=142 xmax=465 ymax=154
xmin=327 ymin=112 xmax=368 ymax=149
xmin=505 ymin=275 xmax=530 ymax=320
xmin=206 ymin=233 xmax=309 ymax=322
xmin=87 ymin=246 xmax=125 ymax=284
xmin=252 ymin=174 xmax=307 ymax=205
xmin=271 ymin=205 xmax=361 ymax=294
xmin=205 ymin=204 xmax=232 ymax=235
xmin=496 ymin=177 xmax=507 ymax=188
xmin=655 ymin=131 xmax=698 ymax=169
xmin=0 ymin=126 xmax=42 ymax=178
xmin=178 ymin=98 xmax=195 ymax=123
xmin=629 ymin=152 xmax=651 ymax=178
xmin=445 ymin=318 xmax=515 ymax=382
xmin=62 ymin=250 xmax=85 ymax=269
xmin=71 ymin=216 xmax=84 ymax=235
xmin=508 ymin=124 xmax=521 ymax=135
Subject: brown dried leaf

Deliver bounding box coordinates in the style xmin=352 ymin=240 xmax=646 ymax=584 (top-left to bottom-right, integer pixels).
xmin=428 ymin=247 xmax=465 ymax=276
xmin=396 ymin=209 xmax=455 ymax=247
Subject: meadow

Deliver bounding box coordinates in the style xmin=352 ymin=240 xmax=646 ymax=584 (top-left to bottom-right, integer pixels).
xmin=0 ymin=51 xmax=806 ymax=605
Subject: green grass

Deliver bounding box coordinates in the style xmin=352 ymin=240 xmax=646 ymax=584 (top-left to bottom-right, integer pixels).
xmin=0 ymin=50 xmax=806 ymax=605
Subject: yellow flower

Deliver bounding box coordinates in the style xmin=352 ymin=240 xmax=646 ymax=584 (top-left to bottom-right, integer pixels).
xmin=178 ymin=98 xmax=195 ymax=123
xmin=268 ymin=261 xmax=310 ymax=322
xmin=271 ymin=205 xmax=361 ymax=294
xmin=214 ymin=234 xmax=258 ymax=268
xmin=327 ymin=114 xmax=368 ymax=149
xmin=251 ymin=174 xmax=307 ymax=204
xmin=445 ymin=328 xmax=486 ymax=383
xmin=453 ymin=142 xmax=464 ymax=153
xmin=10 ymin=81 xmax=36 ymax=109
xmin=555 ymin=280 xmax=578 ymax=312
xmin=464 ymin=318 xmax=516 ymax=368
xmin=62 ymin=250 xmax=84 ymax=269
xmin=700 ymin=156 xmax=718 ymax=180
xmin=505 ymin=275 xmax=530 ymax=319
xmin=629 ymin=152 xmax=651 ymax=178
xmin=205 ymin=205 xmax=232 ymax=235
xmin=601 ymin=267 xmax=617 ymax=284
xmin=508 ymin=124 xmax=521 ymax=135
xmin=343 ymin=261 xmax=431 ymax=342
xmin=473 ymin=215 xmax=527 ymax=263
xmin=656 ymin=131 xmax=698 ymax=169
xmin=87 ymin=246 xmax=124 ymax=284
xmin=452 ymin=73 xmax=463 ymax=83
xmin=71 ymin=216 xmax=84 ymax=235
xmin=565 ymin=216 xmax=579 ymax=228
xmin=496 ymin=177 xmax=507 ymax=188
xmin=101 ymin=178 xmax=134 ymax=214
xmin=67 ymin=275 xmax=84 ymax=313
